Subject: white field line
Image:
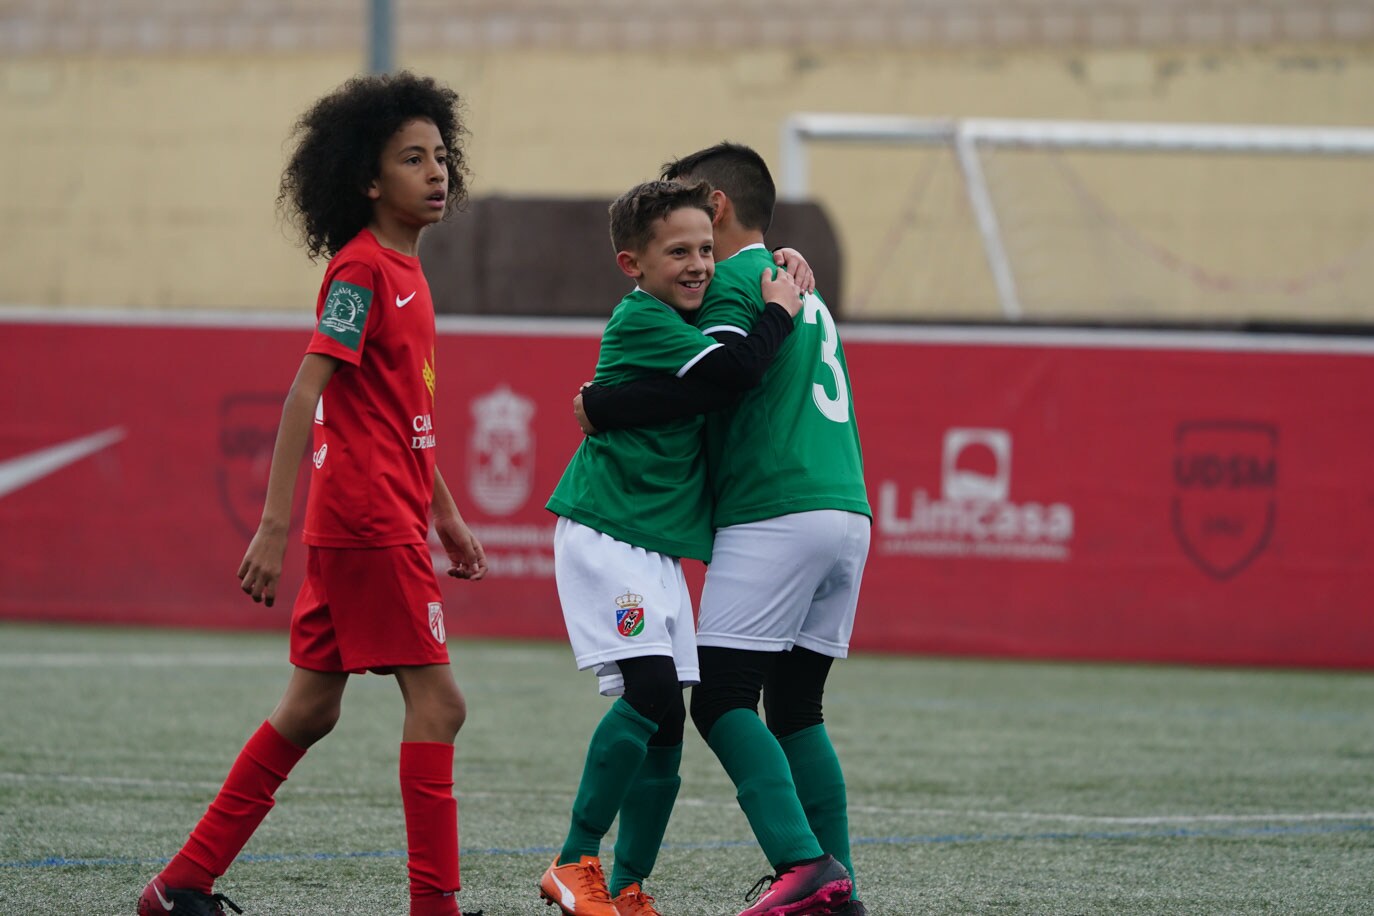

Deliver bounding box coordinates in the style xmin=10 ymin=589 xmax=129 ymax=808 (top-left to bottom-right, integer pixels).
xmin=675 ymin=797 xmax=1374 ymax=825
xmin=3 ymin=770 xmax=1369 ymax=827
xmin=0 ymin=652 xmax=281 ymax=667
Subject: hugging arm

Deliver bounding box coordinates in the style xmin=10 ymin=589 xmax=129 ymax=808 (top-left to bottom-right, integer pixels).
xmin=581 ymin=270 xmax=803 ymax=432
xmin=582 ymin=301 xmax=793 ymax=431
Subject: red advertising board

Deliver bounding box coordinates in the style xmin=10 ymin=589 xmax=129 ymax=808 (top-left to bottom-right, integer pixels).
xmin=2 ymin=313 xmax=1372 ymax=667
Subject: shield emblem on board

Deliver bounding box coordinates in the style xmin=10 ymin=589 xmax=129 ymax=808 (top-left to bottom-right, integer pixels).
xmin=1171 ymin=420 xmax=1277 ymax=580
xmin=468 ymin=386 xmax=536 ymax=516
xmin=217 ymin=393 xmax=308 ymax=540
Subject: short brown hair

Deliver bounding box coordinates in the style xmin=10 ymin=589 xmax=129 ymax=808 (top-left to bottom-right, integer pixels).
xmin=608 ymin=179 xmax=715 ymax=254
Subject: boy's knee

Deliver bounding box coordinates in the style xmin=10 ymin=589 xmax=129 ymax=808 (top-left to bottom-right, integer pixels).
xmin=447 ymin=691 xmax=468 ymax=734
xmin=415 ymin=686 xmax=466 ymax=740
xmin=763 ymin=647 xmax=833 ymax=738
xmin=619 ymin=655 xmax=682 ymax=725
xmin=689 ymin=646 xmax=772 ymax=739
xmin=273 ymin=697 xmax=341 ymax=748
xmin=763 ymin=689 xmax=824 ymax=738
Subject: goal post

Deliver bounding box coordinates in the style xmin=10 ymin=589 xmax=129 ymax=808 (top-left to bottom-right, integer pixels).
xmin=780 ymin=114 xmax=1374 ymax=322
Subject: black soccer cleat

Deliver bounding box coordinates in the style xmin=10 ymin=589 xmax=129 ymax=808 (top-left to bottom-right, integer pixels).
xmin=137 ymin=876 xmax=243 ymax=916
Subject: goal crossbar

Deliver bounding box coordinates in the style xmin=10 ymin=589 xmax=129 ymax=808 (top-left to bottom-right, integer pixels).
xmin=780 ymin=114 xmax=1374 ymax=319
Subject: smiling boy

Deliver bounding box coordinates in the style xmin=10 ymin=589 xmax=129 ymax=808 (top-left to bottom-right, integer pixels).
xmin=539 ymin=179 xmax=804 ymax=916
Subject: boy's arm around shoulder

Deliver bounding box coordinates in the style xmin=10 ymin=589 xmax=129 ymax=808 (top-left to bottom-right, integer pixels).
xmin=579 ymin=269 xmax=804 ymax=433
xmin=237 ymin=353 xmax=338 ymax=608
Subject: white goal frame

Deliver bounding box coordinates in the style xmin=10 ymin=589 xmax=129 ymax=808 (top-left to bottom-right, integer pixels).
xmin=779 ymin=114 xmax=1374 ymax=320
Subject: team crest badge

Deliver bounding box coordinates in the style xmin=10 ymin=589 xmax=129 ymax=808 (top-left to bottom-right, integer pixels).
xmin=318 ymin=280 xmax=372 ymax=351
xmin=1171 ymin=420 xmax=1278 ymax=580
xmin=615 ymin=591 xmax=646 ymax=638
xmin=467 ymin=386 xmax=536 ymax=516
xmin=427 ymin=602 xmax=447 ymax=645
xmin=216 ymin=393 xmax=309 ymax=540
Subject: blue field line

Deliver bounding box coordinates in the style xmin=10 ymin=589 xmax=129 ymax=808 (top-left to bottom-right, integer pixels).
xmin=5 ymin=821 xmax=1372 ymax=871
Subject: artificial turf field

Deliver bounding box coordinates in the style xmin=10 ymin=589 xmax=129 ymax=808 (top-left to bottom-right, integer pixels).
xmin=1 ymin=622 xmax=1371 ymax=915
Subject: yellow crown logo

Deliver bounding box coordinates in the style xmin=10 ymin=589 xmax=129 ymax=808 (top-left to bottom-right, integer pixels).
xmin=422 ymin=356 xmax=436 ymax=401
xmin=615 ymin=591 xmax=643 ymax=609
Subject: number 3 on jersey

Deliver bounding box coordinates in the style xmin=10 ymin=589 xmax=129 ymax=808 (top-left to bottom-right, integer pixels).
xmin=802 ymin=293 xmax=850 ymax=423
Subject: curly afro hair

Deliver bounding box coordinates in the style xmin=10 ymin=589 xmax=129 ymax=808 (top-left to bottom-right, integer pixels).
xmin=278 ymin=71 xmax=470 ymax=260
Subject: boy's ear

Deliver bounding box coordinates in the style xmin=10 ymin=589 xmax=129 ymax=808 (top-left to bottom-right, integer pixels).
xmin=709 ymin=189 xmax=729 ymax=227
xmin=365 ymin=180 xmax=381 ymax=201
xmin=615 ymin=250 xmax=643 ymax=280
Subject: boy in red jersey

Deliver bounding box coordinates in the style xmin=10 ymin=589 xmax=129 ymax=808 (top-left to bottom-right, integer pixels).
xmin=137 ymin=72 xmax=487 ymax=916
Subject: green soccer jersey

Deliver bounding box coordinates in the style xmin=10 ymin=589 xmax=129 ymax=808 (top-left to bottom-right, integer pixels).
xmin=695 ymin=244 xmax=871 ymax=528
xmin=547 ymin=288 xmax=720 ymax=562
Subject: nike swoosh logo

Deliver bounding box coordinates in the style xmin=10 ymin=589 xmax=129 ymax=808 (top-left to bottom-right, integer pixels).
xmin=0 ymin=427 xmax=126 ymax=500
xmin=550 ymin=872 xmax=576 ymax=910
xmin=396 ymin=291 xmax=416 ymax=308
xmin=154 ymin=882 xmax=176 ymax=910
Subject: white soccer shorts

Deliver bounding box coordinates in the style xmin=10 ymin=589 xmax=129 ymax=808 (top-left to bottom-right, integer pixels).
xmin=553 ymin=517 xmax=700 ymax=696
xmin=697 ymin=509 xmax=871 ymax=657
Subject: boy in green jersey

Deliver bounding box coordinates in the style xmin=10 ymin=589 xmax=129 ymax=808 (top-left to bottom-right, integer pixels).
xmin=580 ymin=144 xmax=871 ymax=916
xmin=540 ymin=178 xmax=806 ymax=916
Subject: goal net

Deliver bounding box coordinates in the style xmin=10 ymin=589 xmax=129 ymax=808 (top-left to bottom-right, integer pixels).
xmin=781 ymin=115 xmax=1374 ymax=324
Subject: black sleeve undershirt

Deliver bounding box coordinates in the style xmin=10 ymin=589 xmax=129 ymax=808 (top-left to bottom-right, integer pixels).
xmin=581 ymin=301 xmax=794 ymax=432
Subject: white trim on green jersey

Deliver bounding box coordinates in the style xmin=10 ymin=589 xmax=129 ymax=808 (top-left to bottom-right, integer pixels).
xmin=546 ymin=288 xmax=720 ymax=562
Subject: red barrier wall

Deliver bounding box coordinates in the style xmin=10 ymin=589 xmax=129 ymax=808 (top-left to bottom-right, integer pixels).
xmin=2 ymin=313 xmax=1372 ymax=667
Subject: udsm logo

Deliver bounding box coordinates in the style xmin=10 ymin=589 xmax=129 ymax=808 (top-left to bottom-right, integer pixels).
xmin=1171 ymin=420 xmax=1278 ymax=580
xmin=217 ymin=393 xmax=307 ymax=540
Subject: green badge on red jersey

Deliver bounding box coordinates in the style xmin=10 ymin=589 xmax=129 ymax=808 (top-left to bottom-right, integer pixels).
xmin=318 ymin=280 xmax=373 ymax=350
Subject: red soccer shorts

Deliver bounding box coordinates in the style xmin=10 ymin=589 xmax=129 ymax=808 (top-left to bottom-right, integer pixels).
xmin=290 ymin=543 xmax=450 ymax=674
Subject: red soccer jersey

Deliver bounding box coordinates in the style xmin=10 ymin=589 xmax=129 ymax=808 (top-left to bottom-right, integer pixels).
xmin=302 ymin=229 xmax=438 ymax=547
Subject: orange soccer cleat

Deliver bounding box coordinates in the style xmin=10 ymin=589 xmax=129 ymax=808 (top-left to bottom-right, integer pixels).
xmin=612 ymin=882 xmax=663 ymax=916
xmin=539 ymin=855 xmax=618 ymax=916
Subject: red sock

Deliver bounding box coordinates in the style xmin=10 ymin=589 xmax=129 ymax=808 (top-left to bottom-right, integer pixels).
xmin=159 ymin=721 xmax=306 ymax=892
xmin=400 ymin=741 xmax=460 ymax=916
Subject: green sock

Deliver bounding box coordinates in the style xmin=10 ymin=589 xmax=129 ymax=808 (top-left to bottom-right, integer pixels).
xmin=780 ymin=723 xmax=856 ymax=898
xmin=559 ymin=698 xmax=657 ymax=865
xmin=706 ymin=708 xmax=823 ymax=868
xmin=609 ymin=743 xmax=682 ymax=895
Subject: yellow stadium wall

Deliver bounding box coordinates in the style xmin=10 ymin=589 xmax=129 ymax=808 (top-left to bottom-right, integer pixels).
xmin=2 ymin=45 xmax=1372 ymax=320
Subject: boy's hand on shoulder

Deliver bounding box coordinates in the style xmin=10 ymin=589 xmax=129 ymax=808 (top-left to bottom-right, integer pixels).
xmin=437 ymin=515 xmax=488 ymax=581
xmin=772 ymin=247 xmax=816 ymax=294
xmin=761 ymin=268 xmax=804 ymax=317
xmin=237 ymin=521 xmax=289 ymax=607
